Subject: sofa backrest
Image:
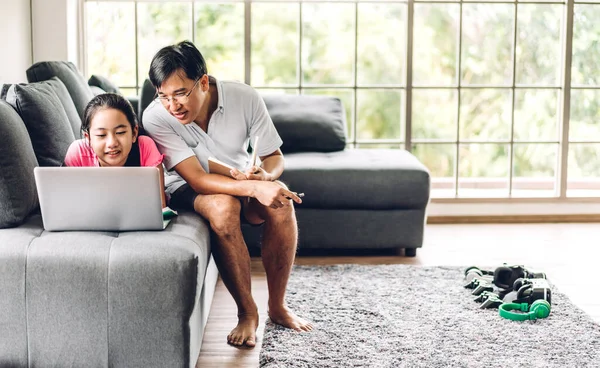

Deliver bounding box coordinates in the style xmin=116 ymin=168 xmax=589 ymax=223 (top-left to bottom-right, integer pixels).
xmin=88 ymin=74 xmax=121 ymax=94
xmin=138 ymin=78 xmax=156 ymax=125
xmin=261 ymin=94 xmax=347 ymax=154
xmin=0 ymin=100 xmax=39 ymax=228
xmin=138 ymin=81 xmax=348 ymax=154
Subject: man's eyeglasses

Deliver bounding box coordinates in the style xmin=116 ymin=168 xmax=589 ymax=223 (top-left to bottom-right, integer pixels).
xmin=157 ymin=78 xmax=200 ymax=106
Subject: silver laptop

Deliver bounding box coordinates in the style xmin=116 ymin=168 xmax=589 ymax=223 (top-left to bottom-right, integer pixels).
xmin=34 ymin=167 xmax=165 ymax=231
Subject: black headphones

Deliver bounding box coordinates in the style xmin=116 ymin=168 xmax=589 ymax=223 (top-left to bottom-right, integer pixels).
xmin=510 ymin=278 xmax=552 ymax=305
xmin=513 ymin=278 xmax=530 ymax=299
xmin=465 ymin=265 xmax=539 ymax=290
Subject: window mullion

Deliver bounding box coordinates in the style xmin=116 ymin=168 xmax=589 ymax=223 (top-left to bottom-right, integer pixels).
xmin=405 ymin=0 xmax=414 ymax=152
xmin=559 ymin=0 xmax=575 ymax=198
xmin=244 ymin=0 xmax=251 ymax=85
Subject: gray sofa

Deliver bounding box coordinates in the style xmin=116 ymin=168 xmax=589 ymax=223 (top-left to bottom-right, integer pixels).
xmin=0 ymin=61 xmax=218 ymax=368
xmin=0 ymin=61 xmax=430 ymax=367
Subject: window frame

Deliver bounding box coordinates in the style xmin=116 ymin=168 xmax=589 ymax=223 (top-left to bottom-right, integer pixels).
xmin=82 ymin=0 xmax=600 ymax=201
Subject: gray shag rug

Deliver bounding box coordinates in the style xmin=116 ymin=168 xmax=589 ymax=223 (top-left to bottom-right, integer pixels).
xmin=259 ymin=265 xmax=600 ymax=367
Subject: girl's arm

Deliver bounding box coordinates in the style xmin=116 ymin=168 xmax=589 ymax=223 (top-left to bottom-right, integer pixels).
xmin=157 ymin=164 xmax=167 ymax=208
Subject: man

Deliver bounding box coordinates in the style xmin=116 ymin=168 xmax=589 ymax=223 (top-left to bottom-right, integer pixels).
xmin=142 ymin=40 xmax=313 ymax=347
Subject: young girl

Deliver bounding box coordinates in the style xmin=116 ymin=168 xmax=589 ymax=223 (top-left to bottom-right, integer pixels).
xmin=64 ymin=93 xmax=166 ymax=208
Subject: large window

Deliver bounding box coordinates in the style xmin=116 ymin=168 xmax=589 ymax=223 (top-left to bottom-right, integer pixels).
xmin=84 ymin=0 xmax=600 ymax=199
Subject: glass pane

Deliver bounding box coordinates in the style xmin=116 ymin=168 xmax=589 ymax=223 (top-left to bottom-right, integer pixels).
xmin=512 ymin=144 xmax=557 ymax=197
xmin=137 ymin=2 xmax=192 ymax=85
xmin=412 ymin=89 xmax=458 ymax=140
xmin=458 ymin=144 xmax=510 ymax=197
xmin=302 ymin=3 xmax=354 ymax=85
xmin=413 ymin=4 xmax=459 ymax=86
xmin=357 ymin=3 xmax=406 ymax=85
xmin=256 ymin=88 xmax=298 ymax=95
xmin=572 ymin=5 xmax=600 ymax=86
xmin=251 ymin=3 xmax=299 ymax=86
xmin=461 ymin=4 xmax=514 ymax=85
xmin=459 ymin=89 xmax=512 ymax=141
xmin=86 ymin=2 xmax=135 ymax=87
xmin=195 ymin=2 xmax=244 ymax=81
xmin=570 ymin=89 xmax=600 ymax=141
xmin=515 ymin=5 xmax=562 ymax=86
xmin=356 ymin=90 xmax=404 ymax=140
xmin=513 ymin=89 xmax=559 ymax=141
xmin=567 ymin=143 xmax=600 ymax=197
xmin=412 ymin=144 xmax=456 ymax=198
xmin=303 ymin=89 xmax=353 ymax=141
xmin=119 ymin=88 xmax=138 ymax=98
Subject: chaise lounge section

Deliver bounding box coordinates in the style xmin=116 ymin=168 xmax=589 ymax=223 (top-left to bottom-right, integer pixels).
xmin=241 ymin=94 xmax=431 ymax=255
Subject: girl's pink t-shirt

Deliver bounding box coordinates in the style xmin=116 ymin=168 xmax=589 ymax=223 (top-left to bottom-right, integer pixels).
xmin=64 ymin=135 xmax=164 ymax=167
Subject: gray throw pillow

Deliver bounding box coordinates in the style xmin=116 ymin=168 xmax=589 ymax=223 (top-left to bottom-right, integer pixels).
xmin=88 ymin=74 xmax=121 ymax=94
xmin=40 ymin=77 xmax=82 ymax=138
xmin=26 ymin=61 xmax=94 ymax=120
xmin=6 ymin=83 xmax=76 ymax=167
xmin=0 ymin=100 xmax=39 ymax=228
xmin=262 ymin=94 xmax=347 ymax=153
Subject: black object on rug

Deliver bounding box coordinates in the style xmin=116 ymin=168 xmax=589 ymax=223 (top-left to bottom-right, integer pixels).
xmin=259 ymin=265 xmax=600 ymax=367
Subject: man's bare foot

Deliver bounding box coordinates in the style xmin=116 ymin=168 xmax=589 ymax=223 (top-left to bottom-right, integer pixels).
xmin=227 ymin=313 xmax=259 ymax=347
xmin=268 ymin=305 xmax=314 ymax=332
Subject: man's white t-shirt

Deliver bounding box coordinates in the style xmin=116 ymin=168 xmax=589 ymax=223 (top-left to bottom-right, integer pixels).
xmin=142 ymin=77 xmax=283 ymax=195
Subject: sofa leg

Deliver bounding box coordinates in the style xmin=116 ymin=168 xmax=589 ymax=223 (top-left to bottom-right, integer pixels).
xmin=404 ymin=248 xmax=417 ymax=257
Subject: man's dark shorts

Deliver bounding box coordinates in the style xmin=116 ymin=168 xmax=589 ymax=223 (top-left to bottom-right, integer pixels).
xmin=169 ymin=183 xmax=263 ymax=226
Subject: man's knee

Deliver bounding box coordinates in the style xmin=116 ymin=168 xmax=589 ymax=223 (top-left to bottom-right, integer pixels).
xmin=263 ymin=200 xmax=295 ymax=222
xmin=197 ymin=194 xmax=241 ymax=232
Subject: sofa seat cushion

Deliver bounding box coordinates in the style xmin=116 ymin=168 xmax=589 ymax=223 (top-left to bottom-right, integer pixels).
xmin=0 ymin=212 xmax=211 ymax=366
xmin=280 ymin=149 xmax=430 ymax=210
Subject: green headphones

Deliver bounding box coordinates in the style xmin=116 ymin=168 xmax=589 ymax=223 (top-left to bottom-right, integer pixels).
xmin=499 ymin=300 xmax=551 ymax=321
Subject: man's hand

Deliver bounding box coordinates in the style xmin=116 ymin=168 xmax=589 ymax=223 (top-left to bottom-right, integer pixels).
xmin=253 ymin=181 xmax=302 ymax=208
xmin=230 ymin=166 xmax=273 ymax=181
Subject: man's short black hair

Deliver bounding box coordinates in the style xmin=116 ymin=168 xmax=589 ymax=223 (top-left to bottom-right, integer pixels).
xmin=148 ymin=40 xmax=207 ymax=89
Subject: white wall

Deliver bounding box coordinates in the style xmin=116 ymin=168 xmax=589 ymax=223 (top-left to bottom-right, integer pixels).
xmin=31 ymin=0 xmax=67 ymax=62
xmin=31 ymin=0 xmax=80 ymax=66
xmin=0 ymin=0 xmax=32 ymax=83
